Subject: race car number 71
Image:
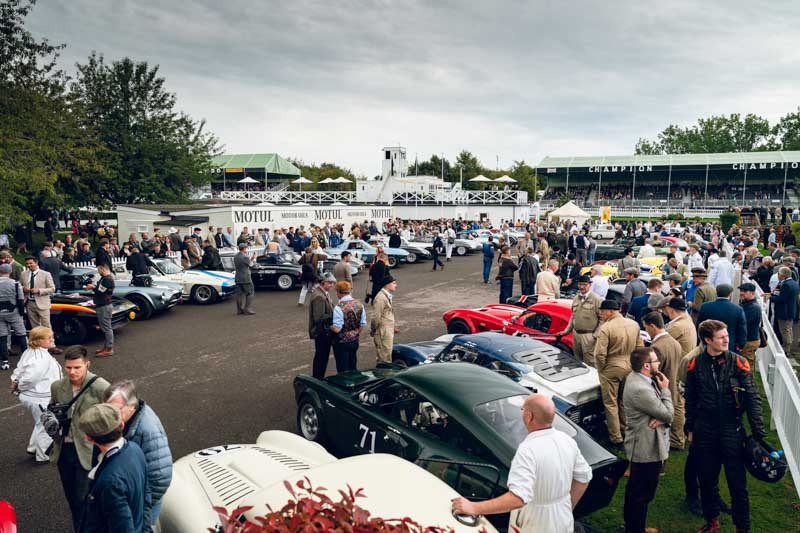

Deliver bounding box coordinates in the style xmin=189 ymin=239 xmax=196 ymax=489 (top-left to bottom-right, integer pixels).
xmin=358 ymin=423 xmax=376 ymax=453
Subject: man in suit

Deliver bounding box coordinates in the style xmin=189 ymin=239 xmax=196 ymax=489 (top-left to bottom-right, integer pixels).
xmin=77 ymin=403 xmax=150 ymax=532
xmin=535 ymin=259 xmax=561 ymax=301
xmin=697 ymin=284 xmax=747 ymax=352
xmin=234 ymin=243 xmax=256 ymax=315
xmin=623 ymin=347 xmax=674 ymax=533
xmin=308 ymin=272 xmax=336 ymax=378
xmin=557 ymin=275 xmax=602 ymax=366
xmin=94 ymin=238 xmax=113 ymax=269
xmin=771 ymin=266 xmax=800 ymax=355
xmin=40 ymin=242 xmax=71 ymax=292
xmin=43 ymin=346 xmax=110 ymax=531
xmin=767 ymin=241 xmax=783 ymax=261
xmin=643 ymin=311 xmax=684 ymax=451
xmin=371 ymin=275 xmax=397 ymax=364
xmin=21 ymin=256 xmax=55 ymax=329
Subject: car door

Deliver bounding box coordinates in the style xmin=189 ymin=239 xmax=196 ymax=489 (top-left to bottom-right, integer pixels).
xmin=504 ymin=310 xmax=551 ymax=338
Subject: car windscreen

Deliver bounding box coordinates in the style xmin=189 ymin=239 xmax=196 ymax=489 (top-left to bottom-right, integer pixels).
xmin=155 ymin=260 xmax=183 ymax=274
xmin=511 ymin=346 xmax=589 ymax=382
xmin=474 ymin=394 xmax=577 ymax=450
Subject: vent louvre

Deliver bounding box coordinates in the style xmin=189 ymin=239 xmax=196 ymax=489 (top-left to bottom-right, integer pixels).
xmin=197 ymin=458 xmax=256 ymax=506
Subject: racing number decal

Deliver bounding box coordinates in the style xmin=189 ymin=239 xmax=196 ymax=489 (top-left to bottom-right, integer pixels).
xmin=193 ymin=444 xmax=243 ymax=458
xmin=358 ymin=423 xmax=376 ymax=453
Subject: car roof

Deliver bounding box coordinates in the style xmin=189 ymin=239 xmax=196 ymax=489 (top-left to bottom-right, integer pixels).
xmin=393 ymin=361 xmax=530 ymax=414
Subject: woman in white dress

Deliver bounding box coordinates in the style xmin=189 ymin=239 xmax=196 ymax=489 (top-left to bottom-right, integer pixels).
xmin=10 ymin=327 xmax=62 ymax=463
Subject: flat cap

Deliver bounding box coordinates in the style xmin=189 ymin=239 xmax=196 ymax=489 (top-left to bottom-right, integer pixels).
xmin=0 ymin=264 xmax=11 ymax=273
xmin=79 ymin=404 xmax=121 ymax=438
xmin=648 ymin=293 xmax=665 ymax=309
xmin=691 ymin=267 xmax=707 ymax=276
xmin=320 ymin=272 xmax=336 ymax=283
xmin=716 ymin=283 xmax=734 ymax=298
xmin=600 ymin=299 xmax=620 ymax=310
xmin=624 ymin=267 xmax=639 ymax=275
xmin=655 ymin=296 xmax=671 ymax=309
xmin=668 ymin=297 xmax=687 ymax=311
xmin=667 ymin=273 xmax=683 ymax=283
xmin=738 ymin=282 xmax=757 ymax=292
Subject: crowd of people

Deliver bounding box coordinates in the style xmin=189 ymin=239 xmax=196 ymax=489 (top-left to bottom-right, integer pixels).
xmin=1 ymin=210 xmax=794 ymax=532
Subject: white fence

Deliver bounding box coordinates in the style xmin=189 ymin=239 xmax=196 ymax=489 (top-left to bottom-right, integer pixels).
xmin=219 ymin=189 xmax=528 ymax=206
xmin=220 ymin=191 xmax=356 ymax=203
xmin=746 ymin=274 xmax=800 ymax=497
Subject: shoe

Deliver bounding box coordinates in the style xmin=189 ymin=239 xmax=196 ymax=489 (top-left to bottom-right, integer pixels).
xmin=48 ymin=347 xmax=63 ymax=355
xmin=26 ymin=449 xmax=35 ymax=455
xmin=95 ymin=348 xmax=114 ymax=357
xmin=34 ymin=458 xmax=50 ymax=466
xmin=718 ymin=497 xmax=732 ymax=515
xmin=0 ymin=361 xmax=8 ymax=371
xmin=644 ymin=528 xmax=659 ymax=533
xmin=94 ymin=348 xmax=104 ymax=354
xmin=696 ymin=517 xmax=720 ymax=533
xmin=244 ymin=310 xmax=256 ymax=315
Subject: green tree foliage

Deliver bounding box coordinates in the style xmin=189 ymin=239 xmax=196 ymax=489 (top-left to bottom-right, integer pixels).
xmin=555 ymin=192 xmax=572 ymax=207
xmin=69 ymin=53 xmax=220 ymax=205
xmin=719 ymin=211 xmax=740 ymax=233
xmin=774 ymin=108 xmax=800 ymax=151
xmin=415 ymin=154 xmax=453 ymax=182
xmin=288 ymin=159 xmax=358 ymax=189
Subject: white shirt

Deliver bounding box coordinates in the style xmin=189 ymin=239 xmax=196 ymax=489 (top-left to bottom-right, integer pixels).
xmin=673 ymin=250 xmax=685 ymax=265
xmin=10 ymin=347 xmax=62 ymax=401
xmin=687 ymin=252 xmax=704 ymax=271
xmin=708 ymin=258 xmax=733 ymax=287
xmin=769 ymin=273 xmax=780 ymax=292
xmin=591 ymin=274 xmax=609 ymax=299
xmin=707 ymin=253 xmax=720 ymax=270
xmin=508 ymin=427 xmax=592 ymax=533
xmin=638 ymin=244 xmax=655 ymax=259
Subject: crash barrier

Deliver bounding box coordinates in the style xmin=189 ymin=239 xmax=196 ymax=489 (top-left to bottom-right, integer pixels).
xmin=746 ymin=274 xmax=800 ymax=498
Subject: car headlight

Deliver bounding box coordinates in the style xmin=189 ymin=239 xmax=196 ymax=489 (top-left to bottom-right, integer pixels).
xmin=129 ymin=311 xmax=136 ymax=320
xmin=160 ymin=291 xmax=167 ymax=301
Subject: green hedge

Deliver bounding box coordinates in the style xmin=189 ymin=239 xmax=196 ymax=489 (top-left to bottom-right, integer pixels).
xmin=719 ymin=211 xmax=739 ymax=233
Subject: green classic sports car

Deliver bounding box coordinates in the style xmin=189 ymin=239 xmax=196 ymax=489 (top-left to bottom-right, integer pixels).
xmin=294 ymin=363 xmax=627 ymax=528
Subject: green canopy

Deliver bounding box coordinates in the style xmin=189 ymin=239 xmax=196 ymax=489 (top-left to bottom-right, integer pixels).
xmin=212 ymin=153 xmax=301 ymax=176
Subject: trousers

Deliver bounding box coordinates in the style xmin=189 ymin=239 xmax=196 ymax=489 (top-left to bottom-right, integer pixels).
xmin=739 ymin=339 xmax=759 ymax=368
xmin=58 ymin=443 xmax=89 ymax=532
xmin=499 ymin=278 xmax=513 ymax=304
xmin=373 ymin=327 xmax=394 ymax=363
xmin=298 ymin=282 xmax=313 ymax=305
xmin=599 ymin=365 xmax=629 ymax=443
xmin=572 ymin=332 xmax=596 ymax=367
xmin=95 ymin=304 xmax=113 ymax=347
xmin=670 ymin=392 xmax=686 ymax=449
xmin=21 ymin=396 xmax=52 ymax=461
xmin=26 ymin=302 xmax=51 ymax=329
xmin=697 ymin=442 xmax=750 ymax=530
xmin=778 ymin=319 xmax=793 ymax=354
xmin=236 ymin=282 xmax=255 ymax=312
xmin=684 ymin=443 xmax=700 ymax=501
xmin=432 ymin=252 xmax=443 ymax=270
xmin=576 ymin=248 xmax=587 ymax=266
xmin=312 ymin=335 xmax=332 ymax=379
xmin=624 ymin=461 xmax=662 ymax=533
xmin=445 ymin=242 xmax=453 ymax=259
xmin=483 ymin=257 xmax=493 ymax=282
xmin=333 ymin=341 xmax=359 ymax=373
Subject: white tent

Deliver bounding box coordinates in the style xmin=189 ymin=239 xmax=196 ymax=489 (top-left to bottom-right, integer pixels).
xmin=546 ymin=201 xmax=592 ymax=225
xmin=469 ymin=175 xmax=491 ymax=182
xmin=333 ymin=176 xmax=352 ymax=183
xmin=494 ymin=175 xmax=516 ymax=183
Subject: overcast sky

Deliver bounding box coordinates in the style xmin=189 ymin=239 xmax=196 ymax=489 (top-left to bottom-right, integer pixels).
xmin=27 ymin=1 xmax=800 ymax=176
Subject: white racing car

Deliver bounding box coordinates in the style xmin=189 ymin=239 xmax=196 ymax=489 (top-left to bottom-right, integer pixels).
xmin=159 ymin=430 xmax=497 ymax=533
xmin=116 ymin=257 xmax=235 ymax=304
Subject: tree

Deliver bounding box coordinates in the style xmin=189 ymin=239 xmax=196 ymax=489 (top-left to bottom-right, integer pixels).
xmin=509 ymin=160 xmax=538 ymax=197
xmin=69 ymin=53 xmax=220 ymax=205
xmin=635 ymin=114 xmax=775 ymax=155
xmin=774 ymin=108 xmax=800 ymax=151
xmin=454 ymin=150 xmax=483 ymax=189
xmin=288 ymin=159 xmax=358 ymax=189
xmin=415 ymin=154 xmax=453 ymax=182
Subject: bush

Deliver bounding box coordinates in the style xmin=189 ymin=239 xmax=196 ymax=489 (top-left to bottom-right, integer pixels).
xmin=213 ymin=478 xmax=479 ymax=533
xmin=666 ymin=213 xmax=684 ymax=220
xmin=555 ymin=193 xmax=572 ymax=207
xmin=792 ymin=222 xmax=800 ymax=243
xmin=719 ymin=211 xmax=740 ymax=233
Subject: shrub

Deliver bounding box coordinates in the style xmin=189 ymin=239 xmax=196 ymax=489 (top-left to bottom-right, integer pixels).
xmin=791 ymin=222 xmax=800 ymax=243
xmin=212 ymin=477 xmax=480 ymax=533
xmin=666 ymin=213 xmax=684 ymax=220
xmin=555 ymin=193 xmax=572 ymax=207
xmin=719 ymin=211 xmax=740 ymax=233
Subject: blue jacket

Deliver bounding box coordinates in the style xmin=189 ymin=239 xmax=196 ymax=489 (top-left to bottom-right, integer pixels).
xmin=772 ymin=278 xmax=800 ymax=321
xmin=697 ymin=298 xmax=748 ymax=351
xmin=482 ymin=242 xmax=495 ymax=259
xmin=740 ymin=298 xmax=762 ymax=342
xmin=124 ymin=401 xmax=173 ymax=505
xmin=79 ymin=441 xmax=151 ymax=533
xmin=627 ymin=292 xmax=653 ymax=327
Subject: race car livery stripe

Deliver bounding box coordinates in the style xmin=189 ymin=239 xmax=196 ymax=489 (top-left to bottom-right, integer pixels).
xmin=52 ymin=304 xmax=96 ymax=314
xmin=194 ymin=271 xmax=235 ymax=281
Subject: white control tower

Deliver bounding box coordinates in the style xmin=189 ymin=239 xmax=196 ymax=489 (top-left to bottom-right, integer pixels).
xmin=381 ymin=146 xmax=408 ymax=180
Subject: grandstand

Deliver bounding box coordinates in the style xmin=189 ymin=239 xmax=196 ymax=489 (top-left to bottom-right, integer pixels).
xmin=536 ymin=151 xmax=800 ymax=208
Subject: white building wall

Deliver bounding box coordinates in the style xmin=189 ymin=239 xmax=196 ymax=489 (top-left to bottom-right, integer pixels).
xmin=392 ymin=204 xmax=528 ymax=225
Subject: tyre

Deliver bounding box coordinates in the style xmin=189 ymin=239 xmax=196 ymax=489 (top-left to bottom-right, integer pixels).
xmin=447 ymin=318 xmax=472 ymax=334
xmin=126 ymin=295 xmax=153 ymax=321
xmin=405 ymin=252 xmax=417 ymax=264
xmin=392 ymin=357 xmax=409 ymax=368
xmin=456 ymin=246 xmax=467 ymax=256
xmin=276 ymin=274 xmax=294 ymax=291
xmin=387 ymin=256 xmax=399 ymax=268
xmin=191 ymin=285 xmax=218 ymax=305
xmin=595 ymin=234 xmax=602 ymax=240
xmin=54 ymin=317 xmax=87 ymax=345
xmin=297 ymin=397 xmax=326 ymax=444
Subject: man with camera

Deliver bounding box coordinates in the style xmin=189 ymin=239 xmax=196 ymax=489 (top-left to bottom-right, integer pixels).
xmin=42 ymin=346 xmax=110 ymax=532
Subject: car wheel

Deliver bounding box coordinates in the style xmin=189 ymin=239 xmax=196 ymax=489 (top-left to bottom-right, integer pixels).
xmin=456 ymin=246 xmax=467 ymax=256
xmin=595 ymin=234 xmax=602 ymax=240
xmin=392 ymin=357 xmax=409 ymax=368
xmin=387 ymin=256 xmax=398 ymax=268
xmin=297 ymin=397 xmax=325 ymax=444
xmin=277 ymin=274 xmax=294 ymax=291
xmin=405 ymin=252 xmax=417 ymax=263
xmin=191 ymin=285 xmax=218 ymax=305
xmin=126 ymin=295 xmax=153 ymax=321
xmin=447 ymin=318 xmax=472 ymax=334
xmin=54 ymin=317 xmax=87 ymax=345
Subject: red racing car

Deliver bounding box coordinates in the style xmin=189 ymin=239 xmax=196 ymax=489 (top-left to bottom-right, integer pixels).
xmin=442 ymin=299 xmax=575 ymax=352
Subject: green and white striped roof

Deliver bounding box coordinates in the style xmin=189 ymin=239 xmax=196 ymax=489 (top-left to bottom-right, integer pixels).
xmin=211 ymin=153 xmax=301 ymax=175
xmin=537 ymin=150 xmax=800 ymax=169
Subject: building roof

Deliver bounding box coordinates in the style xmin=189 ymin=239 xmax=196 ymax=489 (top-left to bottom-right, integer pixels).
xmin=212 ymin=154 xmax=301 ymax=176
xmin=537 ymin=150 xmax=800 ymax=169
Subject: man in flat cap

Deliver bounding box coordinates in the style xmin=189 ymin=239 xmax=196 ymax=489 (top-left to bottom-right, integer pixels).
xmin=738 ymin=283 xmax=762 ymax=367
xmin=688 ymin=268 xmax=716 ymax=321
xmin=78 ymin=403 xmax=150 ymax=533
xmin=594 ymin=299 xmax=644 ymax=447
xmin=557 ymin=275 xmax=602 ymax=366
xmin=617 ymin=247 xmax=640 ymax=278
xmin=621 ymin=267 xmax=646 ymax=316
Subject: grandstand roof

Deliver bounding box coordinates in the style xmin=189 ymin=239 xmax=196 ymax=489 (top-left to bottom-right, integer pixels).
xmin=537 ymin=150 xmax=800 ymax=169
xmin=211 ymin=153 xmax=301 ymax=175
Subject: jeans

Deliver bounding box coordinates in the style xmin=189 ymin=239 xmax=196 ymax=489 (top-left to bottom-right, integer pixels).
xmin=95 ymin=304 xmax=113 ymax=347
xmin=483 ymin=257 xmax=493 ymax=282
xmin=333 ymin=341 xmax=359 ymax=373
xmin=499 ymin=278 xmax=513 ymax=304
xmin=432 ymin=252 xmax=443 ymax=270
xmin=58 ymin=443 xmax=89 ymax=532
xmin=312 ymin=335 xmax=332 ymax=379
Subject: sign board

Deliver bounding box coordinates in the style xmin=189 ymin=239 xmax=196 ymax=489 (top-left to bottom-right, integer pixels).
xmin=600 ymin=206 xmax=611 ymax=222
xmin=230 ymin=205 xmax=395 ymax=236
